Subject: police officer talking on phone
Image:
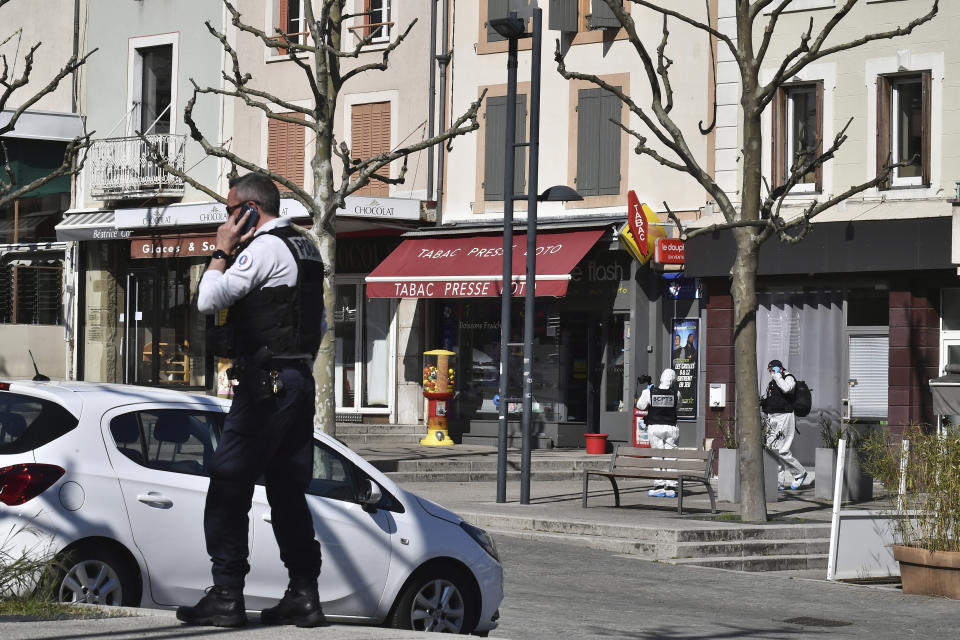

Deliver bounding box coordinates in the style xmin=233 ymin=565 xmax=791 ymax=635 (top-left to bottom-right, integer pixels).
xmin=177 ymin=173 xmax=325 ymax=628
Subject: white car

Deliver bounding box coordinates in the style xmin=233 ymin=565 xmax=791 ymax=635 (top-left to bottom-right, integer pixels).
xmin=0 ymin=380 xmax=502 ymax=635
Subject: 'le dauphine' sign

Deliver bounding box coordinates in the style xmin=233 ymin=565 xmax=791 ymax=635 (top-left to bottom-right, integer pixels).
xmin=114 ymin=196 xmax=421 ymax=229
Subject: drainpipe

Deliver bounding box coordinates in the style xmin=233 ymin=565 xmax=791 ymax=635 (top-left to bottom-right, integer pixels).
xmin=435 ymin=0 xmax=450 ymax=224
xmin=72 ymin=0 xmax=80 ymax=113
xmin=427 ymin=0 xmax=437 ymax=201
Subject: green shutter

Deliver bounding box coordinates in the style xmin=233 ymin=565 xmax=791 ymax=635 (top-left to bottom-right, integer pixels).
xmin=549 ymin=0 xmax=578 ymax=32
xmin=576 ymin=89 xmax=600 ymax=196
xmin=487 ymin=0 xmax=509 ymax=42
xmin=598 ymin=91 xmax=621 ymax=195
xmin=484 ymin=94 xmax=527 ymax=202
xmin=514 ymin=95 xmax=527 ymax=197
xmin=588 ymin=0 xmax=621 ymax=30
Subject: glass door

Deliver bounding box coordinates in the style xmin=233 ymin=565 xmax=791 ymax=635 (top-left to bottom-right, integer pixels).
xmin=334 ymin=278 xmax=394 ymax=414
xmin=123 ymin=269 xmax=157 ymax=385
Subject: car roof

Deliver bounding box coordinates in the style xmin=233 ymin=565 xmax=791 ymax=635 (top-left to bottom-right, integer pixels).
xmin=0 ymin=380 xmax=227 ymax=418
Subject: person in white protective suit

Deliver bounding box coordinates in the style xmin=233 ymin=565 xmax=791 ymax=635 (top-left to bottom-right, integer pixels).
xmin=636 ymin=368 xmax=680 ymax=498
xmin=761 ymin=359 xmax=808 ymax=490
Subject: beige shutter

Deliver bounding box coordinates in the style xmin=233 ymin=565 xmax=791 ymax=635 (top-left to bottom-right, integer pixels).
xmin=267 ymin=113 xmax=305 ymax=190
xmin=352 ymin=102 xmax=391 ymax=197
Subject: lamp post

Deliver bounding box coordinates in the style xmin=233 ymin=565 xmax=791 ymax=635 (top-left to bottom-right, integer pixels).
xmin=491 ymin=8 xmax=581 ymax=505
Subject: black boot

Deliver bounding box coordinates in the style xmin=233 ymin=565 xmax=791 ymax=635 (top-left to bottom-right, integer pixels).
xmin=176 ymin=585 xmax=247 ymax=627
xmin=260 ymin=577 xmax=326 ymax=627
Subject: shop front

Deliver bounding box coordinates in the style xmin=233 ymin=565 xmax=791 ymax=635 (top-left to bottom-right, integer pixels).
xmin=366 ymin=221 xmax=654 ymax=447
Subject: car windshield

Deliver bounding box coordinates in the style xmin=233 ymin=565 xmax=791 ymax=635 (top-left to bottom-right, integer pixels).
xmin=0 ymin=391 xmax=79 ymax=455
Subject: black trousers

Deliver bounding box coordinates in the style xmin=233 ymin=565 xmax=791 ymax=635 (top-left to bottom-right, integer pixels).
xmin=204 ymin=363 xmax=322 ymax=589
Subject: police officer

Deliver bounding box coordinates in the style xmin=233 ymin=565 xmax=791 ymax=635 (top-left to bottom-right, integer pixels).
xmin=761 ymin=359 xmax=807 ymax=490
xmin=177 ymin=173 xmax=325 ymax=628
xmin=636 ymin=368 xmax=680 ymax=498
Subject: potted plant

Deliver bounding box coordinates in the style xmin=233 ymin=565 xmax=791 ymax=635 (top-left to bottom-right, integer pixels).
xmin=861 ymin=425 xmax=960 ymax=599
xmin=716 ymin=415 xmax=779 ymax=503
xmin=814 ymin=413 xmax=873 ymax=502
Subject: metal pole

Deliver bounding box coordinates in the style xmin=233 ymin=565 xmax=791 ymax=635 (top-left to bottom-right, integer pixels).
xmin=496 ymin=23 xmax=519 ymax=504
xmin=520 ymin=9 xmax=542 ymax=505
xmin=426 ymin=0 xmax=437 ymax=200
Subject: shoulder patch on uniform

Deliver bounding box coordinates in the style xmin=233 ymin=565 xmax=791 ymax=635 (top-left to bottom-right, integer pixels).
xmin=236 ymin=253 xmax=253 ymax=271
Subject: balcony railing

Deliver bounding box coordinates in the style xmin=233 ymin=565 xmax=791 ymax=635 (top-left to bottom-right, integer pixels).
xmin=89 ymin=134 xmax=186 ymax=200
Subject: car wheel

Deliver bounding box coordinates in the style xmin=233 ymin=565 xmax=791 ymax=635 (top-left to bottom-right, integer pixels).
xmin=53 ymin=546 xmax=141 ymax=607
xmin=390 ymin=566 xmax=475 ymax=634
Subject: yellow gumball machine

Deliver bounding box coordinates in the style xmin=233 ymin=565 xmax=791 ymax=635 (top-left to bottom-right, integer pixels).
xmin=421 ymin=349 xmax=456 ymax=446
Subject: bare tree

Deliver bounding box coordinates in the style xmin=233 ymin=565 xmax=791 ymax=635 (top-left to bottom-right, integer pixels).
xmin=0 ymin=0 xmax=95 ymax=207
xmin=145 ymin=1 xmax=483 ymax=436
xmin=557 ymin=0 xmax=938 ymax=521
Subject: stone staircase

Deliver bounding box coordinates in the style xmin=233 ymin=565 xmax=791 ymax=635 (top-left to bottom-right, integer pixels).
xmin=366 ymin=452 xmax=610 ymax=483
xmin=458 ymin=511 xmax=831 ymax=572
xmin=335 ymin=423 xmax=424 ymax=447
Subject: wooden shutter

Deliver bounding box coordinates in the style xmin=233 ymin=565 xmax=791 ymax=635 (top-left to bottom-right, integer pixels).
xmin=876 ymin=76 xmax=891 ymax=189
xmin=598 ymin=91 xmax=621 ymax=195
xmin=814 ymin=81 xmax=824 ymax=192
xmin=921 ymin=70 xmax=931 ymax=187
xmin=487 ymin=0 xmax=509 ymax=42
xmin=588 ymin=0 xmax=620 ymax=29
xmin=771 ymin=87 xmax=786 ymax=189
xmin=576 ymin=89 xmax=600 ymax=197
xmin=483 ymin=94 xmax=526 ymax=201
xmin=848 ymin=335 xmax=889 ymax=419
xmin=276 ymin=0 xmax=290 ymax=55
xmin=352 ymin=102 xmax=391 ymax=197
xmin=549 ymin=0 xmax=578 ymax=32
xmin=267 ymin=113 xmax=305 ymax=190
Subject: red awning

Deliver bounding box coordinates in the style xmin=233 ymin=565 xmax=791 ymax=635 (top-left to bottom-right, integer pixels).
xmin=365 ymin=229 xmax=605 ymax=298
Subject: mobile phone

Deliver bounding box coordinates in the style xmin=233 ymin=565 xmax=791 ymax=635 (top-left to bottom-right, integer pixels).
xmin=238 ymin=203 xmax=259 ymax=235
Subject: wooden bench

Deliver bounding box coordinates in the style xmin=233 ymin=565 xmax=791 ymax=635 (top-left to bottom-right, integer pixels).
xmin=582 ymin=445 xmax=716 ymax=515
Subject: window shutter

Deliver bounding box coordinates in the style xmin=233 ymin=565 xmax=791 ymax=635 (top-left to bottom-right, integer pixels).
xmin=771 ymin=88 xmax=786 ymax=188
xmin=588 ymin=0 xmax=620 ymax=30
xmin=848 ymin=335 xmax=889 ymax=419
xmin=267 ymin=113 xmax=306 ymax=190
xmin=352 ymin=102 xmax=391 ymax=197
xmin=921 ymin=70 xmax=931 ymax=187
xmin=487 ymin=0 xmax=509 ymax=42
xmin=549 ymin=0 xmax=578 ymax=32
xmin=576 ymin=89 xmax=600 ymax=197
xmin=483 ymin=94 xmax=527 ymax=201
xmin=876 ymin=76 xmax=891 ymax=189
xmin=514 ymin=95 xmax=527 ymax=197
xmin=598 ymin=91 xmax=621 ymax=195
xmin=814 ymin=81 xmax=824 ymax=192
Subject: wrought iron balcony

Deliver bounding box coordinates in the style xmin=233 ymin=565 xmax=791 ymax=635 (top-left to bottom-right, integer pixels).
xmin=89 ymin=134 xmax=186 ymax=200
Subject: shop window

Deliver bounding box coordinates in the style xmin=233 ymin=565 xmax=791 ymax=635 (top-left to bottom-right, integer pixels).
xmin=0 ymin=192 xmax=68 ymax=245
xmin=351 ymin=102 xmax=391 ymax=197
xmin=267 ymin=113 xmax=306 ymax=191
xmin=482 ymin=94 xmax=527 ymax=202
xmin=0 ymin=255 xmax=63 ymax=326
xmin=942 ymin=289 xmax=960 ymax=332
xmin=575 ymin=87 xmax=621 ymax=197
xmin=772 ymin=83 xmax=822 ymax=193
xmin=135 ymin=45 xmax=173 ymax=135
xmin=877 ymin=72 xmax=930 ymax=188
xmin=335 ymin=282 xmax=391 ymax=411
xmin=272 ymin=0 xmax=307 ymax=53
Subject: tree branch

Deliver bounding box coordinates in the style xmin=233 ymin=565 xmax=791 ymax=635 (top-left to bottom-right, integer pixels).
xmin=626 ymin=0 xmax=740 ymax=63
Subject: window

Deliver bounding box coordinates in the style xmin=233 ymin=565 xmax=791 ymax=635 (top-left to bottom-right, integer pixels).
xmin=772 ymin=83 xmax=822 ymax=192
xmin=351 ymin=102 xmax=391 ymax=197
xmin=0 ymin=254 xmax=63 ymax=326
xmin=478 ymin=1 xmax=532 ymax=54
xmin=575 ymin=87 xmax=621 ymax=197
xmin=136 ymin=45 xmax=172 ymax=135
xmin=273 ymin=0 xmax=307 ymax=53
xmin=335 ymin=281 xmax=392 ymax=411
xmin=482 ymin=94 xmax=527 ymax=202
xmin=877 ymin=72 xmax=930 ymax=188
xmin=0 ymin=392 xmax=78 ymax=455
xmin=267 ymin=113 xmax=306 ymax=191
xmin=109 ymin=410 xmax=220 ymax=476
xmin=363 ymin=0 xmax=391 ymax=41
xmin=308 ymin=443 xmax=357 ymax=501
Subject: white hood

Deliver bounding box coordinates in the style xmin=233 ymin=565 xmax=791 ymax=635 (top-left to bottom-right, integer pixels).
xmin=659 ymin=369 xmax=677 ymax=389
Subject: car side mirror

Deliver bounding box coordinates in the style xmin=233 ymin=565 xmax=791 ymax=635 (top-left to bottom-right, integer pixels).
xmin=359 ymin=478 xmax=382 ymax=510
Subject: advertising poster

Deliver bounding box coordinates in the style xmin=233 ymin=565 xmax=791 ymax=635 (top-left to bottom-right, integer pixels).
xmin=671 ymin=318 xmax=699 ymax=420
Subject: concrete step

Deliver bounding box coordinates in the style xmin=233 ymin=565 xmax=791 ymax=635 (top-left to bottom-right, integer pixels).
xmin=374 ymin=457 xmax=610 ymax=473
xmin=487 ymin=528 xmax=663 ymax=556
xmin=666 ymin=553 xmax=829 ymax=572
xmin=383 ymin=469 xmax=599 ymax=483
xmin=671 ymin=538 xmax=831 ymax=559
xmin=336 ymin=424 xmax=423 ymax=435
xmin=338 ymin=434 xmax=425 ymax=447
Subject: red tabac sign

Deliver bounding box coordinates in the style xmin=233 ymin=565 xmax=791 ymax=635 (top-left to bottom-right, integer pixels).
xmin=655 ymin=238 xmax=685 ymax=265
xmin=627 ymin=190 xmax=648 ymax=257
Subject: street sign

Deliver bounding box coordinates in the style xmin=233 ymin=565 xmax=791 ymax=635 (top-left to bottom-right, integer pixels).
xmin=656 ymin=237 xmax=685 ymax=265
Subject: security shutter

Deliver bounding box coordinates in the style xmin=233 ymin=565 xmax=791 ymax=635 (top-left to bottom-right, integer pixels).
xmin=352 ymin=101 xmax=391 ymax=197
xmin=549 ymin=0 xmax=578 ymax=32
xmin=267 ymin=113 xmax=306 ymax=190
xmin=589 ymin=0 xmax=620 ymax=29
xmin=487 ymin=0 xmax=509 ymax=42
xmin=576 ymin=88 xmax=620 ymax=197
xmin=483 ymin=94 xmax=527 ymax=201
xmin=848 ymin=335 xmax=889 ymax=418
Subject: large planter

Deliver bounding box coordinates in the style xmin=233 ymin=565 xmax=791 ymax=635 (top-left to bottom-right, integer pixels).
xmin=814 ymin=447 xmax=873 ymax=502
xmin=717 ymin=447 xmax=779 ymax=503
xmin=893 ymin=545 xmax=960 ymax=599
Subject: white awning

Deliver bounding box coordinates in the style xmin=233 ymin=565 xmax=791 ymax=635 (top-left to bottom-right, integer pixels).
xmin=55 ymin=209 xmax=133 ymax=241
xmin=0 ymin=109 xmax=85 ymax=141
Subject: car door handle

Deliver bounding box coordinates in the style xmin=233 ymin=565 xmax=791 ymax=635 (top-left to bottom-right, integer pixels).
xmin=261 ymin=513 xmax=272 ymax=524
xmin=137 ymin=493 xmax=173 ymax=508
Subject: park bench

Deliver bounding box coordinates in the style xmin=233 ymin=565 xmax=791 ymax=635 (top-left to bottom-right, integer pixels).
xmin=582 ymin=445 xmax=717 ymax=515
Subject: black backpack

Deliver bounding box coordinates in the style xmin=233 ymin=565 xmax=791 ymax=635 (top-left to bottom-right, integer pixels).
xmin=792 ymin=379 xmax=812 ymax=417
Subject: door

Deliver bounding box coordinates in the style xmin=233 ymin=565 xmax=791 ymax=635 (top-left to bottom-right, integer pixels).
xmin=102 ymin=404 xmax=225 ymax=606
xmin=245 ymin=440 xmax=393 ymax=616
xmin=599 ymin=313 xmax=631 ymax=433
xmin=123 ymin=270 xmax=157 ymax=384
